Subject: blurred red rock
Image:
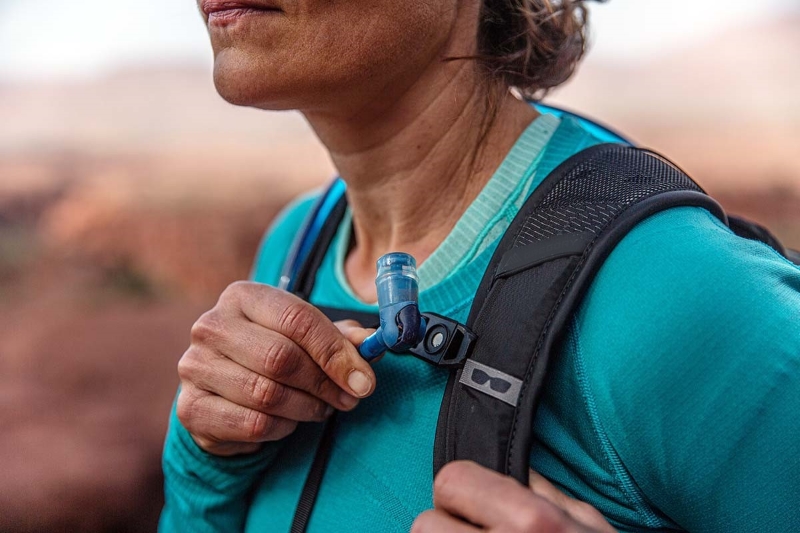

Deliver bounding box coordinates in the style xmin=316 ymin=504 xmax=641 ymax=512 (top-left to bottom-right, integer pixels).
xmin=0 ymin=153 xmax=316 ymax=531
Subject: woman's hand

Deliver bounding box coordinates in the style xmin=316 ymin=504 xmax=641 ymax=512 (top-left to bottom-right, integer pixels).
xmin=412 ymin=461 xmax=616 ymax=533
xmin=176 ymin=281 xmax=376 ymax=456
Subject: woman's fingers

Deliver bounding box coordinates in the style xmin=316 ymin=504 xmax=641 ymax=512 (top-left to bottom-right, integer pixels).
xmin=335 ymin=319 xmax=381 ymax=362
xmin=433 ymin=461 xmax=544 ymax=529
xmin=411 ymin=510 xmax=481 ymax=533
xmin=177 ymin=281 xmax=379 ymax=456
xmin=194 ymin=317 xmax=357 ymax=411
xmin=432 ymin=461 xmax=614 ymax=532
xmin=335 ymin=319 xmax=375 ymax=347
xmin=184 ymin=350 xmax=336 ymax=422
xmin=176 ymin=385 xmax=298 ymax=453
xmin=229 ymin=282 xmax=377 ymax=398
xmin=529 ymin=470 xmax=617 ymax=533
xmin=528 ymin=470 xmax=573 ymax=508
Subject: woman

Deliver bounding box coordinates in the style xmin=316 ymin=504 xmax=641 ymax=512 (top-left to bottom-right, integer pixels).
xmin=161 ymin=0 xmax=800 ymax=531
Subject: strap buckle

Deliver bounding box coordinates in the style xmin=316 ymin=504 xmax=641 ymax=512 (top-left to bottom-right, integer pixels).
xmin=407 ymin=312 xmax=476 ymax=369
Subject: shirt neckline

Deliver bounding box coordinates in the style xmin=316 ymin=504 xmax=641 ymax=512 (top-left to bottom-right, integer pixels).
xmin=332 ymin=113 xmax=561 ymax=306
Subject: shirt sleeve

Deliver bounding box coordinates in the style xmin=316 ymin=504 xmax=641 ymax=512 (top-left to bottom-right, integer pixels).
xmin=575 ymin=206 xmax=800 ymax=532
xmin=159 ymin=192 xmax=320 ymax=533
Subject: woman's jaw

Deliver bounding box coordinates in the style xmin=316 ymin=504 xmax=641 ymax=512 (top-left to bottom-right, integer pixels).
xmin=200 ymin=0 xmax=466 ymax=113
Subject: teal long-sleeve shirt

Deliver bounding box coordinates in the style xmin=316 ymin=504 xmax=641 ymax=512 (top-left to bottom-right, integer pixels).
xmin=160 ymin=116 xmax=800 ymax=532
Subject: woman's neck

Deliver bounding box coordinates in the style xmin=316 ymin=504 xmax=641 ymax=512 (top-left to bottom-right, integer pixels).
xmin=303 ymin=62 xmax=538 ymax=301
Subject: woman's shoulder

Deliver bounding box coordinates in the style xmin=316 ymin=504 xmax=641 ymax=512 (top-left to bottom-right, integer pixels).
xmin=567 ymin=204 xmax=800 ymax=529
xmin=576 ymin=204 xmax=800 ymax=357
xmin=574 ymin=203 xmax=800 ymax=400
xmin=250 ymin=189 xmax=323 ymax=286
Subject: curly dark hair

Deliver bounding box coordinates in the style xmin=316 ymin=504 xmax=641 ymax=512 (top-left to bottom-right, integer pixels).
xmin=477 ymin=0 xmax=602 ymax=99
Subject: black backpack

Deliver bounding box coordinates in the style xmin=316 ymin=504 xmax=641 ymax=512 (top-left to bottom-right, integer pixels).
xmin=281 ymin=142 xmax=800 ymax=533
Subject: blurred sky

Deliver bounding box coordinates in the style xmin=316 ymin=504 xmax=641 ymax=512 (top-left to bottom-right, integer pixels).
xmin=1 ymin=0 xmax=798 ymax=82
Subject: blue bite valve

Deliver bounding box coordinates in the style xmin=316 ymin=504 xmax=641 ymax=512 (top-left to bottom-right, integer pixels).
xmin=358 ymin=253 xmax=427 ymax=362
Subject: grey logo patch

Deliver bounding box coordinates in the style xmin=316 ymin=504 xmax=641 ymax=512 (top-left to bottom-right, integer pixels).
xmin=459 ymin=360 xmax=523 ymax=406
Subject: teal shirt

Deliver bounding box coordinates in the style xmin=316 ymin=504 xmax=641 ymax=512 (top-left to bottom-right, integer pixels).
xmin=161 ymin=117 xmax=800 ymax=532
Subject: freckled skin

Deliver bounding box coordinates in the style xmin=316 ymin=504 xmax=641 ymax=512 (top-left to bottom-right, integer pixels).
xmin=199 ymin=0 xmax=463 ymax=115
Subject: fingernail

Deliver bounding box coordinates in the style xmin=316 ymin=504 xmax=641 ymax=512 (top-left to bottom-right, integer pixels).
xmin=347 ymin=370 xmax=372 ymax=397
xmin=339 ymin=392 xmax=359 ymax=410
xmin=324 ymin=405 xmax=335 ymax=418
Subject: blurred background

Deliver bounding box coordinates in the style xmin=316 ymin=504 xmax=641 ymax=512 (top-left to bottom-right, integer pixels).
xmin=1 ymin=0 xmax=798 ymax=531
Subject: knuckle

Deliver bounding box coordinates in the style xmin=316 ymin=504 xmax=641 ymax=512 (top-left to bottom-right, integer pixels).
xmin=176 ymin=349 xmax=196 ymax=381
xmin=243 ymin=409 xmax=273 ymax=441
xmin=220 ymin=280 xmax=262 ymax=311
xmin=278 ymin=301 xmax=317 ymax=344
xmin=516 ymin=503 xmax=563 ymax=532
xmin=178 ymin=346 xmax=216 ymax=389
xmin=223 ymin=280 xmax=252 ymax=300
xmin=190 ymin=310 xmax=224 ymax=345
xmin=277 ymin=301 xmax=347 ymax=375
xmin=261 ymin=340 xmax=298 ymax=380
xmin=176 ymin=390 xmax=198 ymax=429
xmin=248 ymin=374 xmax=286 ymax=410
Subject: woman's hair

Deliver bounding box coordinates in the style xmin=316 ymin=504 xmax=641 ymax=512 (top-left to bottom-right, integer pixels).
xmin=477 ymin=0 xmax=599 ymax=99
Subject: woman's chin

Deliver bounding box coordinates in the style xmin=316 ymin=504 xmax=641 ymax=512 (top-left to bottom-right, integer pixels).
xmin=211 ymin=58 xmax=296 ymax=110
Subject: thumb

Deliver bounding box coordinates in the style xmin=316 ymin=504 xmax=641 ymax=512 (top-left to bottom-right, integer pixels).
xmin=335 ymin=319 xmax=376 ymax=347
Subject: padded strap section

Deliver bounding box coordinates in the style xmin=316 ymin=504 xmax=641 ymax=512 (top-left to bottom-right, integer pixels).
xmin=496 ymin=231 xmax=593 ymax=278
xmin=447 ymin=256 xmax=580 ymax=476
xmin=434 ymin=144 xmax=727 ymax=484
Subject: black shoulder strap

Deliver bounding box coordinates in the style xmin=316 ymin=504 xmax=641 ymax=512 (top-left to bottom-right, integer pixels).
xmin=433 ymin=144 xmax=728 ymax=484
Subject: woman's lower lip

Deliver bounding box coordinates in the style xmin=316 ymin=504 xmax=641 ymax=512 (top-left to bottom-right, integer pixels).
xmin=207 ymin=7 xmax=278 ymax=27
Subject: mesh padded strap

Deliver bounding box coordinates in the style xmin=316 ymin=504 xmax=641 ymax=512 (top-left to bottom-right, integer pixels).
xmin=434 ymin=144 xmax=727 ymax=484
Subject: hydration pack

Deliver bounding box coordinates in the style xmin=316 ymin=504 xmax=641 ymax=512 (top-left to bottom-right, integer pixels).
xmin=283 ymin=107 xmax=800 ymax=533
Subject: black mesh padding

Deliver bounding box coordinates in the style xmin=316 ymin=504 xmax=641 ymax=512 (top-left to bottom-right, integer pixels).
xmin=436 ymin=144 xmax=722 ymax=485
xmin=516 ymin=147 xmax=704 ymax=247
